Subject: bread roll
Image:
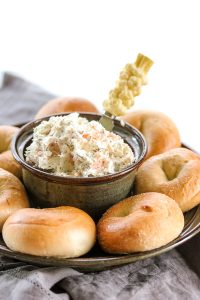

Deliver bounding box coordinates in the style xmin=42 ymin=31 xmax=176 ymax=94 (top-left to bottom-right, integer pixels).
xmin=135 ymin=148 xmax=200 ymax=212
xmin=35 ymin=97 xmax=99 ymax=119
xmin=3 ymin=206 xmax=96 ymax=258
xmin=0 ymin=150 xmax=22 ymax=178
xmin=0 ymin=125 xmax=19 ymax=153
xmin=0 ymin=168 xmax=29 ymax=230
xmin=97 ymin=192 xmax=184 ymax=253
xmin=121 ymin=110 xmax=181 ymax=159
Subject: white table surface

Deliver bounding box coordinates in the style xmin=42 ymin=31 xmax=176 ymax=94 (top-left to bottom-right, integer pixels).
xmin=0 ymin=0 xmax=199 ymax=151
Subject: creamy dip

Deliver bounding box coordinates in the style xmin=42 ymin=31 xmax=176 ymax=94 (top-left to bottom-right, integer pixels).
xmin=25 ymin=113 xmax=135 ymax=177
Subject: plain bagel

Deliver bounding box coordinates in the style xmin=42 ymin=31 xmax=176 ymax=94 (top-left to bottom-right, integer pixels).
xmin=2 ymin=206 xmax=96 ymax=258
xmin=135 ymin=148 xmax=200 ymax=212
xmin=0 ymin=125 xmax=22 ymax=177
xmin=0 ymin=125 xmax=19 ymax=153
xmin=121 ymin=110 xmax=181 ymax=159
xmin=0 ymin=168 xmax=29 ymax=230
xmin=35 ymin=97 xmax=99 ymax=119
xmin=97 ymin=192 xmax=184 ymax=254
xmin=0 ymin=150 xmax=22 ymax=178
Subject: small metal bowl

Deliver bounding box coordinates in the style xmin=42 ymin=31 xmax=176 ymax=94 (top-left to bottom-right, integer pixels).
xmin=12 ymin=112 xmax=147 ymax=219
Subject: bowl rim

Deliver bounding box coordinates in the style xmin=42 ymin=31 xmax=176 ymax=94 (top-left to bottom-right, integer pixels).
xmin=11 ymin=112 xmax=147 ymax=184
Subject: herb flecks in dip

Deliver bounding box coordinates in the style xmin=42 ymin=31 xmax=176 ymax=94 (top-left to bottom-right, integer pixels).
xmin=25 ymin=113 xmax=135 ymax=177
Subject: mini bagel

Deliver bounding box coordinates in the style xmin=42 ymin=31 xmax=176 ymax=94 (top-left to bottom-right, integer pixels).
xmin=121 ymin=110 xmax=181 ymax=159
xmin=97 ymin=192 xmax=184 ymax=254
xmin=0 ymin=168 xmax=29 ymax=230
xmin=135 ymin=148 xmax=200 ymax=212
xmin=0 ymin=125 xmax=19 ymax=153
xmin=0 ymin=150 xmax=22 ymax=178
xmin=2 ymin=206 xmax=96 ymax=258
xmin=35 ymin=97 xmax=99 ymax=119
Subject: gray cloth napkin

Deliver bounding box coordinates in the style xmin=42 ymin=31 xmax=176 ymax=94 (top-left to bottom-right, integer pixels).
xmin=0 ymin=72 xmax=200 ymax=300
xmin=0 ymin=73 xmax=55 ymax=125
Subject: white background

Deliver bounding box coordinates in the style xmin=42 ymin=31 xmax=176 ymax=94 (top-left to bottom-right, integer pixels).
xmin=0 ymin=0 xmax=199 ymax=150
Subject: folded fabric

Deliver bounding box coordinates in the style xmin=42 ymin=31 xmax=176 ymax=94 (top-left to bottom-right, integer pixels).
xmin=0 ymin=73 xmax=55 ymax=125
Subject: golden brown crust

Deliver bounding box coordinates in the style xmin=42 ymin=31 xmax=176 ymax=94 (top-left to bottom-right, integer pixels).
xmin=0 ymin=168 xmax=29 ymax=230
xmin=0 ymin=125 xmax=19 ymax=153
xmin=2 ymin=206 xmax=96 ymax=258
xmin=97 ymin=192 xmax=184 ymax=254
xmin=135 ymin=148 xmax=200 ymax=212
xmin=121 ymin=110 xmax=181 ymax=159
xmin=0 ymin=150 xmax=22 ymax=178
xmin=35 ymin=97 xmax=99 ymax=119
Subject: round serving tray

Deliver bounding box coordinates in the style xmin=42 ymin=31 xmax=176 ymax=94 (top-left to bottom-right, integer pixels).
xmin=1 ymin=122 xmax=200 ymax=272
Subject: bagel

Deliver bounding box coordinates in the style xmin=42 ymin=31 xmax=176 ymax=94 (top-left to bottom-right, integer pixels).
xmin=0 ymin=150 xmax=22 ymax=178
xmin=121 ymin=110 xmax=181 ymax=159
xmin=0 ymin=125 xmax=22 ymax=178
xmin=2 ymin=206 xmax=96 ymax=258
xmin=35 ymin=97 xmax=99 ymax=119
xmin=97 ymin=192 xmax=184 ymax=253
xmin=0 ymin=168 xmax=29 ymax=230
xmin=135 ymin=148 xmax=200 ymax=212
xmin=0 ymin=125 xmax=19 ymax=153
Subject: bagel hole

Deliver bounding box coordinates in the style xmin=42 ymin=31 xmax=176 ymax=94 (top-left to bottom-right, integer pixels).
xmin=119 ymin=208 xmax=131 ymax=217
xmin=113 ymin=206 xmax=131 ymax=218
xmin=161 ymin=159 xmax=187 ymax=181
xmin=141 ymin=205 xmax=153 ymax=212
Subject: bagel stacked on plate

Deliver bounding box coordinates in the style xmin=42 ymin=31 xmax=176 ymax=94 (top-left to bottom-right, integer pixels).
xmin=97 ymin=192 xmax=184 ymax=253
xmin=0 ymin=168 xmax=29 ymax=230
xmin=121 ymin=110 xmax=181 ymax=159
xmin=134 ymin=147 xmax=200 ymax=212
xmin=0 ymin=125 xmax=22 ymax=178
xmin=0 ymin=125 xmax=30 ymax=230
xmin=3 ymin=206 xmax=96 ymax=258
xmin=0 ymin=125 xmax=19 ymax=153
xmin=35 ymin=97 xmax=99 ymax=119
